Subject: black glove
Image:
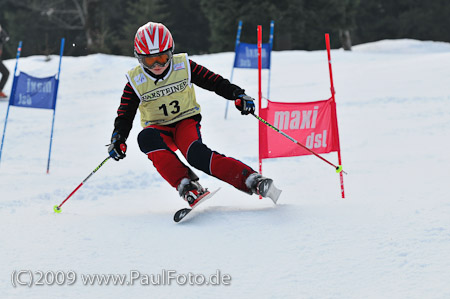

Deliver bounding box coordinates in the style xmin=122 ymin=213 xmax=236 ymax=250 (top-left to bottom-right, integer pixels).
xmin=235 ymin=94 xmax=255 ymax=115
xmin=108 ymin=132 xmax=127 ymax=161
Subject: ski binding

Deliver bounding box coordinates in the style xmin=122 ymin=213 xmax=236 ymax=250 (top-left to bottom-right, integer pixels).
xmin=173 ymin=188 xmax=221 ymax=223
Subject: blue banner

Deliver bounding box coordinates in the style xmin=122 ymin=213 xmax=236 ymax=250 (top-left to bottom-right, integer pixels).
xmin=10 ymin=72 xmax=57 ymax=110
xmin=234 ymin=42 xmax=271 ymax=69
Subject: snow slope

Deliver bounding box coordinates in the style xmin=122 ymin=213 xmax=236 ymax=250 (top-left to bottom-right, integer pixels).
xmin=1 ymin=39 xmax=450 ymax=299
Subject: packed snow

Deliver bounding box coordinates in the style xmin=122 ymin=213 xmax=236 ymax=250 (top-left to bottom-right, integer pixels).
xmin=1 ymin=39 xmax=449 ymax=299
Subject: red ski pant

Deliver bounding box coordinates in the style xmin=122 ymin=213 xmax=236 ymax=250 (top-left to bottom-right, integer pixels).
xmin=137 ymin=117 xmax=254 ymax=193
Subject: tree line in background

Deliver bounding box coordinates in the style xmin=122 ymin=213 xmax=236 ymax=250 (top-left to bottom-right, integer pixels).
xmin=0 ymin=0 xmax=449 ymax=59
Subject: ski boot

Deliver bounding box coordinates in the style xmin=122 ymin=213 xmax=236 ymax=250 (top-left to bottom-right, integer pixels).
xmin=246 ymin=173 xmax=282 ymax=204
xmin=177 ymin=178 xmax=208 ymax=208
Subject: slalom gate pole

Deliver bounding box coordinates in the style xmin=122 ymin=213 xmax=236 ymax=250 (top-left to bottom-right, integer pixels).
xmin=257 ymin=25 xmax=263 ymax=176
xmin=225 ymin=20 xmax=243 ymax=119
xmin=251 ymin=113 xmax=347 ymax=175
xmin=53 ymin=156 xmax=111 ymax=213
xmin=267 ymin=20 xmax=274 ymax=99
xmin=257 ymin=25 xmax=263 ymax=200
xmin=0 ymin=41 xmax=22 ymax=167
xmin=47 ymin=38 xmax=65 ymax=174
xmin=325 ymin=33 xmax=345 ymax=198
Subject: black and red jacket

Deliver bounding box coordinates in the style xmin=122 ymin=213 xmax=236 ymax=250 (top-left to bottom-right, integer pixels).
xmin=113 ymin=59 xmax=244 ymax=139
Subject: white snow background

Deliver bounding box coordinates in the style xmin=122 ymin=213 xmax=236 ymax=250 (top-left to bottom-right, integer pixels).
xmin=0 ymin=39 xmax=449 ymax=298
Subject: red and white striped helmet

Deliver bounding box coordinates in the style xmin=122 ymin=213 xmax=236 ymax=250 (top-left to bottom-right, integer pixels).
xmin=134 ymin=22 xmax=174 ymax=55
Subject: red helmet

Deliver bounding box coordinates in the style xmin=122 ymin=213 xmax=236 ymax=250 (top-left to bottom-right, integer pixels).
xmin=134 ymin=22 xmax=174 ymax=55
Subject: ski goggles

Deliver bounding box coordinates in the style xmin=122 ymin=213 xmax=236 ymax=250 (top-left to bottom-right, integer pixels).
xmin=137 ymin=50 xmax=173 ymax=69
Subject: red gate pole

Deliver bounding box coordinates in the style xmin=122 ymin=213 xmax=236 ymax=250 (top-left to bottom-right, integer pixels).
xmin=257 ymin=25 xmax=263 ymax=176
xmin=325 ymin=33 xmax=345 ymax=198
xmin=257 ymin=25 xmax=263 ymax=199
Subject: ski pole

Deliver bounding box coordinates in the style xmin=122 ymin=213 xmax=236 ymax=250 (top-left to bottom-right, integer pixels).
xmin=53 ymin=156 xmax=111 ymax=213
xmin=252 ymin=113 xmax=347 ymax=175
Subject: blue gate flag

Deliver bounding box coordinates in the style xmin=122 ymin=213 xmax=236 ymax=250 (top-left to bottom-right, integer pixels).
xmin=10 ymin=72 xmax=57 ymax=110
xmin=224 ymin=21 xmax=274 ymax=119
xmin=234 ymin=42 xmax=271 ymax=69
xmin=0 ymin=38 xmax=65 ymax=172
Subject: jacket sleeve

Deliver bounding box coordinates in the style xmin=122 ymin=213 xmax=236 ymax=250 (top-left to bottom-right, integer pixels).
xmin=189 ymin=59 xmax=245 ymax=100
xmin=112 ymin=82 xmax=140 ymax=140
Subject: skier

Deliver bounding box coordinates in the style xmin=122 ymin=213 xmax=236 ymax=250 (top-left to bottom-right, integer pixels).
xmin=0 ymin=24 xmax=10 ymax=98
xmin=108 ymin=22 xmax=280 ymax=207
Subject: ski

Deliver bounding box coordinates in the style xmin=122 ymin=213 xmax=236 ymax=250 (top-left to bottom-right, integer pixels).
xmin=261 ymin=180 xmax=282 ymax=204
xmin=173 ymin=188 xmax=221 ymax=223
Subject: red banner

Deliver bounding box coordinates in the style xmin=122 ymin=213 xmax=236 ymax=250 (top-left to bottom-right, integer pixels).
xmin=259 ymin=97 xmax=341 ymax=159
